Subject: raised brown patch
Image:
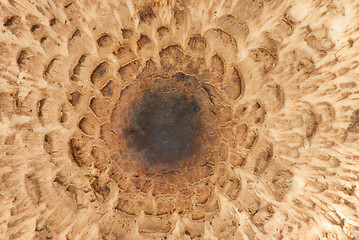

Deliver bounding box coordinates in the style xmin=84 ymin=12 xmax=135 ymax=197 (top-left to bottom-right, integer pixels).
xmin=121 ymin=28 xmax=133 ymax=39
xmin=157 ymin=26 xmax=170 ymax=38
xmin=89 ymin=97 xmax=107 ymax=118
xmin=188 ymin=36 xmax=207 ymax=51
xmin=101 ymin=80 xmax=115 ymax=98
xmin=17 ymin=49 xmax=33 ymax=70
xmin=97 ymin=34 xmax=112 ymax=47
xmin=91 ymin=61 xmax=109 ymax=84
xmin=100 ymin=123 xmax=118 ymax=150
xmin=159 ymin=45 xmax=185 ymax=70
xmin=91 ymin=146 xmax=108 ymax=170
xmin=139 ymin=6 xmax=156 ymax=23
xmin=224 ymin=67 xmax=243 ymax=100
xmin=3 ymin=15 xmax=22 ymax=34
xmin=69 ymin=91 xmax=81 ymax=106
xmin=137 ymin=35 xmax=151 ymax=50
xmin=79 ymin=117 xmax=95 ymax=135
xmin=71 ymin=55 xmax=87 ymax=81
xmin=348 ymin=109 xmax=359 ymax=133
xmin=211 ymin=54 xmax=225 ymax=76
xmin=69 ymin=138 xmax=90 ymax=167
xmin=113 ymin=45 xmax=134 ymax=59
xmin=152 ymin=183 xmax=176 ymax=196
xmin=118 ymin=60 xmax=140 ymax=79
xmin=252 ymin=47 xmax=277 ymax=73
xmin=116 ymin=198 xmax=137 ymax=215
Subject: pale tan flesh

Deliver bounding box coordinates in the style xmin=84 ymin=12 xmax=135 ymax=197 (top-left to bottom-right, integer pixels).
xmin=1 ymin=0 xmax=359 ymax=239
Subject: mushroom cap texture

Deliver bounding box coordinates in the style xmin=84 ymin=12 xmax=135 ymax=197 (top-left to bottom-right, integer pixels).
xmin=1 ymin=0 xmax=359 ymax=239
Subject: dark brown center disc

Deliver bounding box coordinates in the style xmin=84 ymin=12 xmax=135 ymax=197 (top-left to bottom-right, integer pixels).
xmin=127 ymin=91 xmax=201 ymax=166
xmin=108 ymin=72 xmax=219 ymax=176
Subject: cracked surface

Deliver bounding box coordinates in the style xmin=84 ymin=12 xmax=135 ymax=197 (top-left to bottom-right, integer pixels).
xmin=1 ymin=0 xmax=359 ymax=239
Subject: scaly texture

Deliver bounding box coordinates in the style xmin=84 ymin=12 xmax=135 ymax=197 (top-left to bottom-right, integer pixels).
xmin=0 ymin=0 xmax=359 ymax=239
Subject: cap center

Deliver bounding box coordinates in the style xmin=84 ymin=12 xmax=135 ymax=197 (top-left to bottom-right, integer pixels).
xmin=127 ymin=91 xmax=201 ymax=166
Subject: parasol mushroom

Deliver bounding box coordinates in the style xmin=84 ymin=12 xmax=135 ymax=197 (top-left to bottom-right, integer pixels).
xmin=0 ymin=0 xmax=359 ymax=239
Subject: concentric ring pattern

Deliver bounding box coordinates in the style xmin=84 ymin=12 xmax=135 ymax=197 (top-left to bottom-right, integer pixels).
xmin=1 ymin=0 xmax=359 ymax=239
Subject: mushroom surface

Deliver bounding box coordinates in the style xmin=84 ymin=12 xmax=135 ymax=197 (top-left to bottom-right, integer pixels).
xmin=1 ymin=0 xmax=359 ymax=239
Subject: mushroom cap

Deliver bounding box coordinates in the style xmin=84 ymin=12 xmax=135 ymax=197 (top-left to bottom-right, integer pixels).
xmin=1 ymin=0 xmax=359 ymax=239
